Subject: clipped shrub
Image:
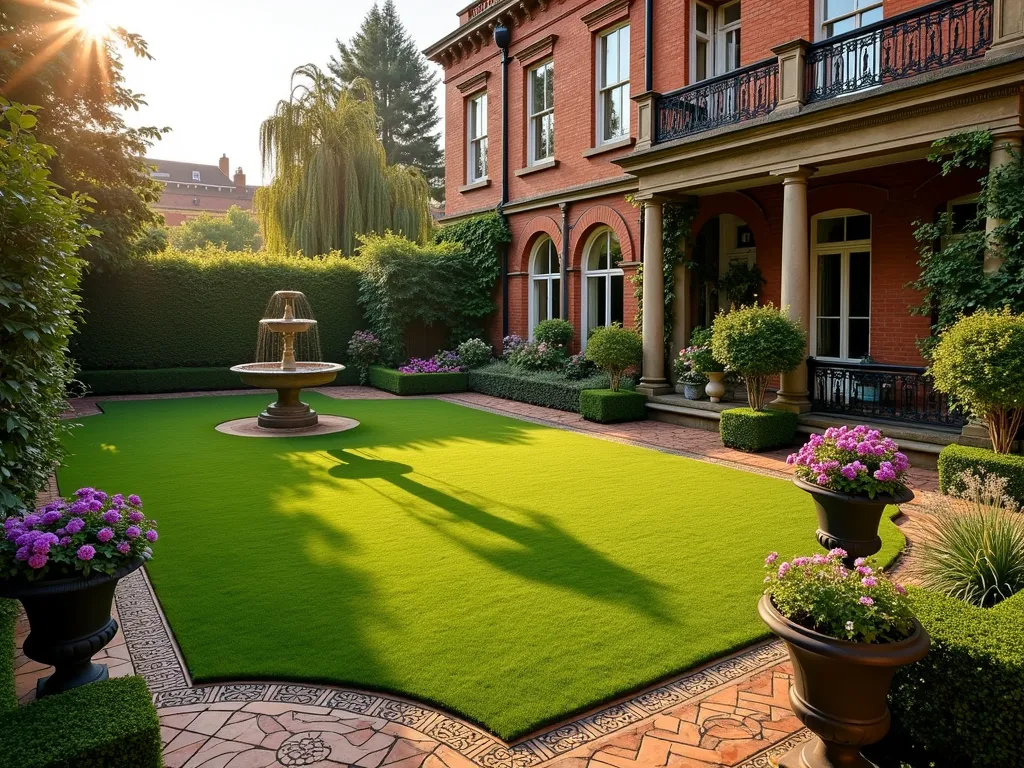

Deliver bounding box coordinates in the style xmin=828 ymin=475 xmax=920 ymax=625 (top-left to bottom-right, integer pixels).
xmin=469 ymin=362 xmax=624 ymax=412
xmin=719 ymin=408 xmax=798 ymax=452
xmin=939 ymin=444 xmax=1024 ymax=505
xmin=533 ymin=319 xmax=574 ymax=347
xmin=0 ymin=676 xmax=162 ymax=768
xmin=931 ymin=309 xmax=1024 ymax=454
xmin=889 ymin=588 xmax=1024 ymax=767
xmin=457 ymin=338 xmax=492 ymax=369
xmin=580 ymin=389 xmax=648 ymax=423
xmin=368 ymin=366 xmax=467 ymax=395
xmin=584 ymin=325 xmax=642 ymax=391
xmin=711 ymin=304 xmax=806 ymax=411
xmin=0 ymin=599 xmax=16 ymax=713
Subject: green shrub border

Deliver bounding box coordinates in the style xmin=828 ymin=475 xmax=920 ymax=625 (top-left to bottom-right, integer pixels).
xmin=0 ymin=599 xmax=16 ymax=714
xmin=938 ymin=443 xmax=1024 ymax=504
xmin=79 ymin=366 xmax=358 ymax=396
xmin=889 ymin=589 xmax=1024 ymax=767
xmin=468 ymin=363 xmax=620 ymax=413
xmin=368 ymin=366 xmax=468 ymax=396
xmin=580 ymin=389 xmax=648 ymax=423
xmin=0 ymin=676 xmax=162 ymax=768
xmin=719 ymin=408 xmax=798 ymax=452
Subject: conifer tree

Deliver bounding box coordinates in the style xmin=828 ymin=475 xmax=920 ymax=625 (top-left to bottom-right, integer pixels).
xmin=329 ymin=0 xmax=444 ymax=201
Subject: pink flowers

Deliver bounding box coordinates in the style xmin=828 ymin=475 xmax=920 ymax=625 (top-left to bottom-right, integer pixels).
xmin=788 ymin=425 xmax=910 ymax=497
xmin=77 ymin=545 xmax=96 ymax=561
xmin=398 ymin=356 xmax=462 ymax=374
xmin=859 ymin=596 xmax=874 ymax=606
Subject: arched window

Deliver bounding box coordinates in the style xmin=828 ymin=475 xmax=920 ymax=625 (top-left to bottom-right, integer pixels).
xmin=581 ymin=228 xmax=624 ymax=346
xmin=529 ymin=237 xmax=560 ymax=338
xmin=811 ymin=210 xmax=871 ymax=361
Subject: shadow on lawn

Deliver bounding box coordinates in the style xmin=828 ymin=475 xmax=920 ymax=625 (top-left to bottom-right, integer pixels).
xmin=326 ymin=450 xmax=674 ymax=623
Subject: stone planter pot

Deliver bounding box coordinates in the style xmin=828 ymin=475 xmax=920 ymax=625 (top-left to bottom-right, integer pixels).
xmin=0 ymin=558 xmax=144 ymax=698
xmin=759 ymin=595 xmax=929 ymax=768
xmin=677 ymin=382 xmax=705 ymax=400
xmin=705 ymin=371 xmax=726 ymax=403
xmin=793 ymin=477 xmax=914 ymax=567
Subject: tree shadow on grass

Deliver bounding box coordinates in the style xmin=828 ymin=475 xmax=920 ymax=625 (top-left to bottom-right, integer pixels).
xmin=325 ymin=449 xmax=675 ymax=624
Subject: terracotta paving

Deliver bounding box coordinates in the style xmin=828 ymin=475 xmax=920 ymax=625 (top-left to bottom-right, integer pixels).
xmin=14 ymin=385 xmax=943 ymax=767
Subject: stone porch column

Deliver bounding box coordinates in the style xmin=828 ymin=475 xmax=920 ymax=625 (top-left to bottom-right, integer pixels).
xmin=771 ymin=168 xmax=815 ymax=413
xmin=637 ymin=197 xmax=673 ymax=395
xmin=671 ymin=261 xmax=692 ymax=383
xmin=983 ymin=133 xmax=1023 ymax=275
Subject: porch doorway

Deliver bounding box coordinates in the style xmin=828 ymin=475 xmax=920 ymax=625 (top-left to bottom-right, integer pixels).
xmin=690 ymin=214 xmax=757 ymax=333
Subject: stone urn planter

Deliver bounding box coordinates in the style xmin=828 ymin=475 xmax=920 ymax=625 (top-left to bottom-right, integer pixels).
xmin=0 ymin=559 xmax=144 ymax=698
xmin=759 ymin=595 xmax=929 ymax=768
xmin=679 ymin=382 xmax=704 ymax=400
xmin=793 ymin=477 xmax=914 ymax=567
xmin=705 ymin=371 xmax=726 ymax=403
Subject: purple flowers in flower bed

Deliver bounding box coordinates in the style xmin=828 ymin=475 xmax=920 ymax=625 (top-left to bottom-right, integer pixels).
xmin=787 ymin=425 xmax=910 ymax=498
xmin=1 ymin=488 xmax=157 ymax=580
xmin=398 ymin=355 xmax=463 ymax=374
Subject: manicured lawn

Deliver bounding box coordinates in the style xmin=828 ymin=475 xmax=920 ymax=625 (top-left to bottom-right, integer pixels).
xmin=58 ymin=394 xmax=903 ymax=739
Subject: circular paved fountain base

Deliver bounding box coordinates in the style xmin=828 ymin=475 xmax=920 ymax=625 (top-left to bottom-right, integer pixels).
xmin=215 ymin=415 xmax=360 ymax=438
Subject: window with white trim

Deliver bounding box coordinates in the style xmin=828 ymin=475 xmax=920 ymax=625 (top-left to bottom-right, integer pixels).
xmin=597 ymin=24 xmax=630 ymax=144
xmin=812 ymin=212 xmax=871 ymax=361
xmin=192 ymin=170 xmax=201 ymax=181
xmin=582 ymin=228 xmax=624 ymax=345
xmin=528 ymin=60 xmax=554 ymax=165
xmin=819 ymin=0 xmax=882 ymax=38
xmin=692 ymin=1 xmax=742 ymax=82
xmin=529 ymin=237 xmax=560 ymax=337
xmin=467 ymin=92 xmax=488 ymax=183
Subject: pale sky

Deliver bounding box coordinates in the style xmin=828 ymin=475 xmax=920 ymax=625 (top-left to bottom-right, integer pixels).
xmin=90 ymin=0 xmax=464 ymax=183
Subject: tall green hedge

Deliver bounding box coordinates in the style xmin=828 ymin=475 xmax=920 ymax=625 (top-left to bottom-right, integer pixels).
xmin=71 ymin=248 xmax=364 ymax=372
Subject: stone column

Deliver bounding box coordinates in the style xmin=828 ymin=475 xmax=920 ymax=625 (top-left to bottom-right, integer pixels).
xmin=637 ymin=197 xmax=672 ymax=395
xmin=771 ymin=168 xmax=814 ymax=413
xmin=670 ymin=261 xmax=692 ymax=384
xmin=984 ymin=133 xmax=1022 ymax=275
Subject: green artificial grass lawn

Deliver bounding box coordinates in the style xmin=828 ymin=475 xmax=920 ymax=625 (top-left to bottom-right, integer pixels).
xmin=58 ymin=394 xmax=904 ymax=739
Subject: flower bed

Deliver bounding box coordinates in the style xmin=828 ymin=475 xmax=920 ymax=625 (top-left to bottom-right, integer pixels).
xmin=368 ymin=366 xmax=468 ymax=396
xmin=787 ymin=426 xmax=909 ymax=498
xmin=468 ymin=362 xmax=619 ymax=413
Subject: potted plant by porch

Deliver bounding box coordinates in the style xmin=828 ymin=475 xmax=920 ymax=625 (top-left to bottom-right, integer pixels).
xmin=759 ymin=549 xmax=929 ymax=768
xmin=689 ymin=327 xmax=727 ymax=402
xmin=673 ymin=348 xmax=707 ymax=399
xmin=0 ymin=488 xmax=158 ymax=697
xmin=787 ymin=426 xmax=913 ymax=566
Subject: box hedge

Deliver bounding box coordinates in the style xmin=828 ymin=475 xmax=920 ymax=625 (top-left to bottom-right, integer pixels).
xmin=0 ymin=676 xmax=162 ymax=768
xmin=0 ymin=599 xmax=16 ymax=714
xmin=468 ymin=363 xmax=619 ymax=412
xmin=719 ymin=407 xmax=798 ymax=452
xmin=888 ymin=588 xmax=1024 ymax=767
xmin=71 ymin=248 xmax=363 ymax=382
xmin=938 ymin=444 xmax=1024 ymax=504
xmin=78 ymin=365 xmax=358 ymax=396
xmin=369 ymin=366 xmax=468 ymax=395
xmin=580 ymin=389 xmax=648 ymax=423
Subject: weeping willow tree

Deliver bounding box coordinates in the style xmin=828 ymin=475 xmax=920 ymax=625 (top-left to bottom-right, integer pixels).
xmin=256 ymin=65 xmax=431 ymax=256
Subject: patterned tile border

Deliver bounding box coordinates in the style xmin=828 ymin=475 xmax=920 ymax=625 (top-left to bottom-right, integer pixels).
xmin=115 ymin=568 xmax=789 ymax=768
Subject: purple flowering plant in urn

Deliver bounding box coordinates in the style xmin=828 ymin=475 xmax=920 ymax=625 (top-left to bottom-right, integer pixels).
xmin=787 ymin=426 xmax=914 ymax=568
xmin=0 ymin=488 xmax=158 ymax=697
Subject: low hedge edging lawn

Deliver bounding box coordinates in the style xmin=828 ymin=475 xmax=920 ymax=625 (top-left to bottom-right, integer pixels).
xmin=369 ymin=366 xmax=468 ymax=395
xmin=0 ymin=599 xmax=16 ymax=713
xmin=580 ymin=389 xmax=648 ymax=423
xmin=889 ymin=589 xmax=1024 ymax=767
xmin=468 ymin=362 xmax=619 ymax=412
xmin=81 ymin=365 xmax=360 ymax=396
xmin=937 ymin=443 xmax=1024 ymax=503
xmin=719 ymin=408 xmax=798 ymax=452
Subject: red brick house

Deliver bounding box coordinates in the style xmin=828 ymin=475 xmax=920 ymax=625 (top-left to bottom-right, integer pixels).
xmin=426 ymin=0 xmax=1024 ymax=441
xmin=147 ymin=155 xmax=256 ymax=227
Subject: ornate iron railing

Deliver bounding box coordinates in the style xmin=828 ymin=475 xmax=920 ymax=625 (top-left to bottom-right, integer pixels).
xmin=655 ymin=59 xmax=778 ymax=142
xmin=808 ymin=359 xmax=966 ymax=427
xmin=805 ymin=0 xmax=993 ymax=103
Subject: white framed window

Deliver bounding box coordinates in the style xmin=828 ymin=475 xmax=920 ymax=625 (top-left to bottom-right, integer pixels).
xmin=597 ymin=24 xmax=630 ymax=145
xmin=811 ymin=210 xmax=872 ymax=362
xmin=192 ymin=170 xmax=201 ymax=181
xmin=581 ymin=228 xmax=625 ymax=346
xmin=818 ymin=0 xmax=883 ymax=39
xmin=691 ymin=1 xmax=742 ymax=82
xmin=529 ymin=237 xmax=561 ymax=337
xmin=528 ymin=60 xmax=555 ymax=165
xmin=467 ymin=92 xmax=488 ymax=183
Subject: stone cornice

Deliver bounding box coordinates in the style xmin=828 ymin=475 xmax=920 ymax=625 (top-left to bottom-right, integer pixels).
xmin=515 ymin=34 xmax=557 ymax=66
xmin=455 ymin=71 xmax=491 ymax=93
xmin=424 ymin=0 xmax=555 ymax=67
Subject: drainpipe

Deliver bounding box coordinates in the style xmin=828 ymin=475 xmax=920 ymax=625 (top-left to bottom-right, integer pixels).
xmin=645 ymin=0 xmax=653 ymax=92
xmin=494 ymin=24 xmax=512 ymax=338
xmin=559 ymin=202 xmax=570 ymax=321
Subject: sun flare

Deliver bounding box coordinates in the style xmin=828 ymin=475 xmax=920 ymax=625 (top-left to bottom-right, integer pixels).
xmin=73 ymin=0 xmax=112 ymax=39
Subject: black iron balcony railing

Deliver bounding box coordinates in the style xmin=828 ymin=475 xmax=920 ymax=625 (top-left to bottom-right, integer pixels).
xmin=655 ymin=59 xmax=778 ymax=143
xmin=808 ymin=359 xmax=966 ymax=428
xmin=805 ymin=0 xmax=993 ymax=103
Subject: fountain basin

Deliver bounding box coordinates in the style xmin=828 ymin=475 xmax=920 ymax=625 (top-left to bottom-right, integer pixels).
xmin=230 ymin=362 xmax=345 ymax=429
xmin=259 ymin=318 xmax=316 ymax=335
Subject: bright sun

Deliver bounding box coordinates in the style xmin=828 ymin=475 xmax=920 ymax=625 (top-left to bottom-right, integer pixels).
xmin=74 ymin=1 xmax=112 ymax=39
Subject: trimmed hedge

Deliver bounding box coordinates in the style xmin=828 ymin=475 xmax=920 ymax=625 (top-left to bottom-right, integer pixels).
xmin=580 ymin=389 xmax=648 ymax=423
xmin=889 ymin=588 xmax=1024 ymax=767
xmin=369 ymin=366 xmax=468 ymax=395
xmin=719 ymin=407 xmax=798 ymax=452
xmin=0 ymin=676 xmax=162 ymax=768
xmin=468 ymin=362 xmax=619 ymax=413
xmin=79 ymin=365 xmax=358 ymax=396
xmin=0 ymin=599 xmax=16 ymax=714
xmin=938 ymin=443 xmax=1024 ymax=504
xmin=71 ymin=249 xmax=363 ymax=372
